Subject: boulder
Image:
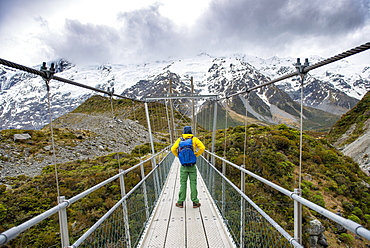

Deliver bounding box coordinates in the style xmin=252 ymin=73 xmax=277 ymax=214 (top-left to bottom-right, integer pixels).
xmin=308 ymin=219 xmax=325 ymax=236
xmin=43 ymin=145 xmax=52 ymax=151
xmin=13 ymin=133 xmax=31 ymax=141
xmin=307 ymin=219 xmax=328 ymax=248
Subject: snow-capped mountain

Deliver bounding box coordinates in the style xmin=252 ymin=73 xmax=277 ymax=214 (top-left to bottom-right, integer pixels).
xmin=0 ymin=53 xmax=369 ymax=130
xmin=251 ymin=55 xmax=370 ymax=114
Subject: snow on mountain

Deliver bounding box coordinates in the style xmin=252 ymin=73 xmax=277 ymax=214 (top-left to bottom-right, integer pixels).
xmin=0 ymin=53 xmax=368 ymax=130
xmin=250 ymin=55 xmax=369 ymax=96
xmin=247 ymin=55 xmax=370 ymax=114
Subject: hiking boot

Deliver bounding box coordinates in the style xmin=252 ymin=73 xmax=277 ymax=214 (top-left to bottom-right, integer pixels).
xmin=176 ymin=202 xmax=183 ymax=208
xmin=193 ymin=202 xmax=201 ymax=208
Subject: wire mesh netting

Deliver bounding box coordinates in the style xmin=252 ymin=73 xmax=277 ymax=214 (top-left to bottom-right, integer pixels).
xmin=79 ymin=153 xmax=174 ymax=247
xmin=198 ymin=156 xmax=293 ymax=248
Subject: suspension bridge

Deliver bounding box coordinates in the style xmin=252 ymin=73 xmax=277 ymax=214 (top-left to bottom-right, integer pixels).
xmin=1 ymin=42 xmax=370 ymax=247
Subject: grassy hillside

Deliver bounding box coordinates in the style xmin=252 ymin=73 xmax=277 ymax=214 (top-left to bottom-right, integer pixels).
xmin=197 ymin=99 xmax=340 ymax=132
xmin=327 ymin=90 xmax=370 ymax=146
xmin=72 ymin=95 xmax=193 ymax=138
xmin=196 ymin=101 xmax=266 ymax=130
xmin=0 ymin=142 xmax=167 ymax=247
xmin=199 ymin=124 xmax=370 ymax=247
xmin=71 ymin=95 xmax=139 ymax=115
xmin=2 ymin=123 xmax=368 ymax=247
xmin=1 ymin=95 xmax=369 ymax=247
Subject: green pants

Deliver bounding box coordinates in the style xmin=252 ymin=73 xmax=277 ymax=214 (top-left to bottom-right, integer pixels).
xmin=178 ymin=165 xmax=199 ymax=204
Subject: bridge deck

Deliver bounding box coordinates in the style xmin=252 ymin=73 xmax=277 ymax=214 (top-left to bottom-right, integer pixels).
xmin=139 ymin=158 xmax=235 ymax=247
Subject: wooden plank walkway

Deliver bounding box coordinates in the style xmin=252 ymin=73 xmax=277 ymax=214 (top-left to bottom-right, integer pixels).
xmin=139 ymin=158 xmax=235 ymax=248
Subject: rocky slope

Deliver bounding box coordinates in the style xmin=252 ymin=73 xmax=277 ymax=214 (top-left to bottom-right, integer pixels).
xmin=341 ymin=125 xmax=370 ymax=174
xmin=0 ymin=113 xmax=157 ymax=181
xmin=327 ymin=90 xmax=370 ymax=173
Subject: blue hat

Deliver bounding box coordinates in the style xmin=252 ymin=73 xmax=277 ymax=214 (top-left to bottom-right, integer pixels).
xmin=183 ymin=126 xmax=192 ymax=134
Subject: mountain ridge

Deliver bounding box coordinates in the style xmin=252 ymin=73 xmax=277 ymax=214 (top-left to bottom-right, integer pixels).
xmin=1 ymin=53 xmax=369 ymax=130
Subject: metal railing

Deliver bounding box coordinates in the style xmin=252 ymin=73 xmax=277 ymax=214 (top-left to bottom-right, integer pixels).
xmin=200 ymin=150 xmax=370 ymax=247
xmin=198 ymin=154 xmax=302 ymax=248
xmin=0 ymin=148 xmax=174 ymax=247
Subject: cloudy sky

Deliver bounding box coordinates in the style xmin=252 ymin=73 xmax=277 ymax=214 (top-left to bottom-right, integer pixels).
xmin=1 ymin=0 xmax=369 ymax=66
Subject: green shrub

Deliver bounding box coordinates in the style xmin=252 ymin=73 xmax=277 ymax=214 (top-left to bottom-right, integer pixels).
xmin=0 ymin=184 xmax=6 ymax=194
xmin=348 ymin=214 xmax=361 ymax=224
xmin=272 ymin=135 xmax=291 ymax=150
xmin=322 ymin=150 xmax=339 ymax=163
xmin=352 ymin=207 xmax=363 ymax=217
xmin=312 ymin=193 xmax=325 ymax=207
xmin=365 ymin=214 xmax=370 ymax=225
xmin=338 ymin=233 xmax=354 ymax=244
xmin=302 ymin=180 xmax=314 ymax=189
xmin=0 ymin=204 xmax=7 ymax=222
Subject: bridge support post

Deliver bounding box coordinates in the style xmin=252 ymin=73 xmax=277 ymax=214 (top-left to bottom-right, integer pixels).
xmin=165 ymin=100 xmax=173 ymax=143
xmin=222 ymin=161 xmax=226 ymax=216
xmin=294 ymin=58 xmax=307 ymax=246
xmin=58 ymin=196 xmax=70 ymax=248
xmin=169 ymin=79 xmax=176 ymax=143
xmin=140 ymin=163 xmax=150 ymax=219
xmin=191 ymin=76 xmax=196 ymax=136
xmin=206 ymin=153 xmax=211 ymax=186
xmin=144 ymin=102 xmax=160 ymax=197
xmin=144 ymin=102 xmax=157 ymax=169
xmin=294 ymin=188 xmax=302 ymax=245
xmin=119 ymin=169 xmax=132 ymax=248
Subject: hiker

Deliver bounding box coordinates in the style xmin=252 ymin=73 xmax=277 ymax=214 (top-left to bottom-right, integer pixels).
xmin=171 ymin=126 xmax=205 ymax=208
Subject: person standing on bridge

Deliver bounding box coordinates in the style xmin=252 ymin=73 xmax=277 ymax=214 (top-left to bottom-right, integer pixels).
xmin=171 ymin=126 xmax=205 ymax=208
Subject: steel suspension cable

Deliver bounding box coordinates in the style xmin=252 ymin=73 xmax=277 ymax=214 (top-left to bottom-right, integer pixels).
xmin=164 ymin=99 xmax=172 ymax=142
xmin=155 ymin=101 xmax=160 ymax=131
xmin=148 ymin=102 xmax=152 ymax=132
xmin=0 ymin=58 xmax=141 ymax=102
xmin=45 ymin=80 xmax=61 ymax=198
xmin=109 ymin=94 xmax=115 ymax=119
xmin=243 ymin=93 xmax=249 ymax=168
xmin=158 ymin=101 xmax=163 ymax=131
xmin=223 ymin=100 xmax=229 ymax=160
xmin=222 ymin=99 xmax=229 ymax=179
xmin=162 ymin=100 xmax=168 ymax=132
xmin=303 ymin=42 xmax=370 ymax=72
xmin=218 ymin=41 xmax=370 ymax=101
xmin=156 ymin=102 xmax=160 ymax=131
xmin=164 ymin=101 xmax=169 ymax=132
xmin=0 ymin=58 xmax=45 ymax=76
xmin=0 ymin=58 xmax=149 ymax=187
xmin=151 ymin=102 xmax=156 ymax=131
xmin=132 ymin=101 xmax=136 ymax=121
xmin=204 ymin=103 xmax=208 ymax=131
xmin=209 ymin=102 xmax=213 ymax=132
xmin=200 ymin=103 xmax=204 ymax=133
xmin=162 ymin=100 xmax=167 ymax=132
xmin=298 ymin=74 xmax=306 ymax=190
xmin=107 ymin=95 xmax=124 ymax=172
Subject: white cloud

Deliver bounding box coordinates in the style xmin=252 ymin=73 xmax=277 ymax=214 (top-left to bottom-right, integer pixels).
xmin=0 ymin=0 xmax=369 ymax=66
